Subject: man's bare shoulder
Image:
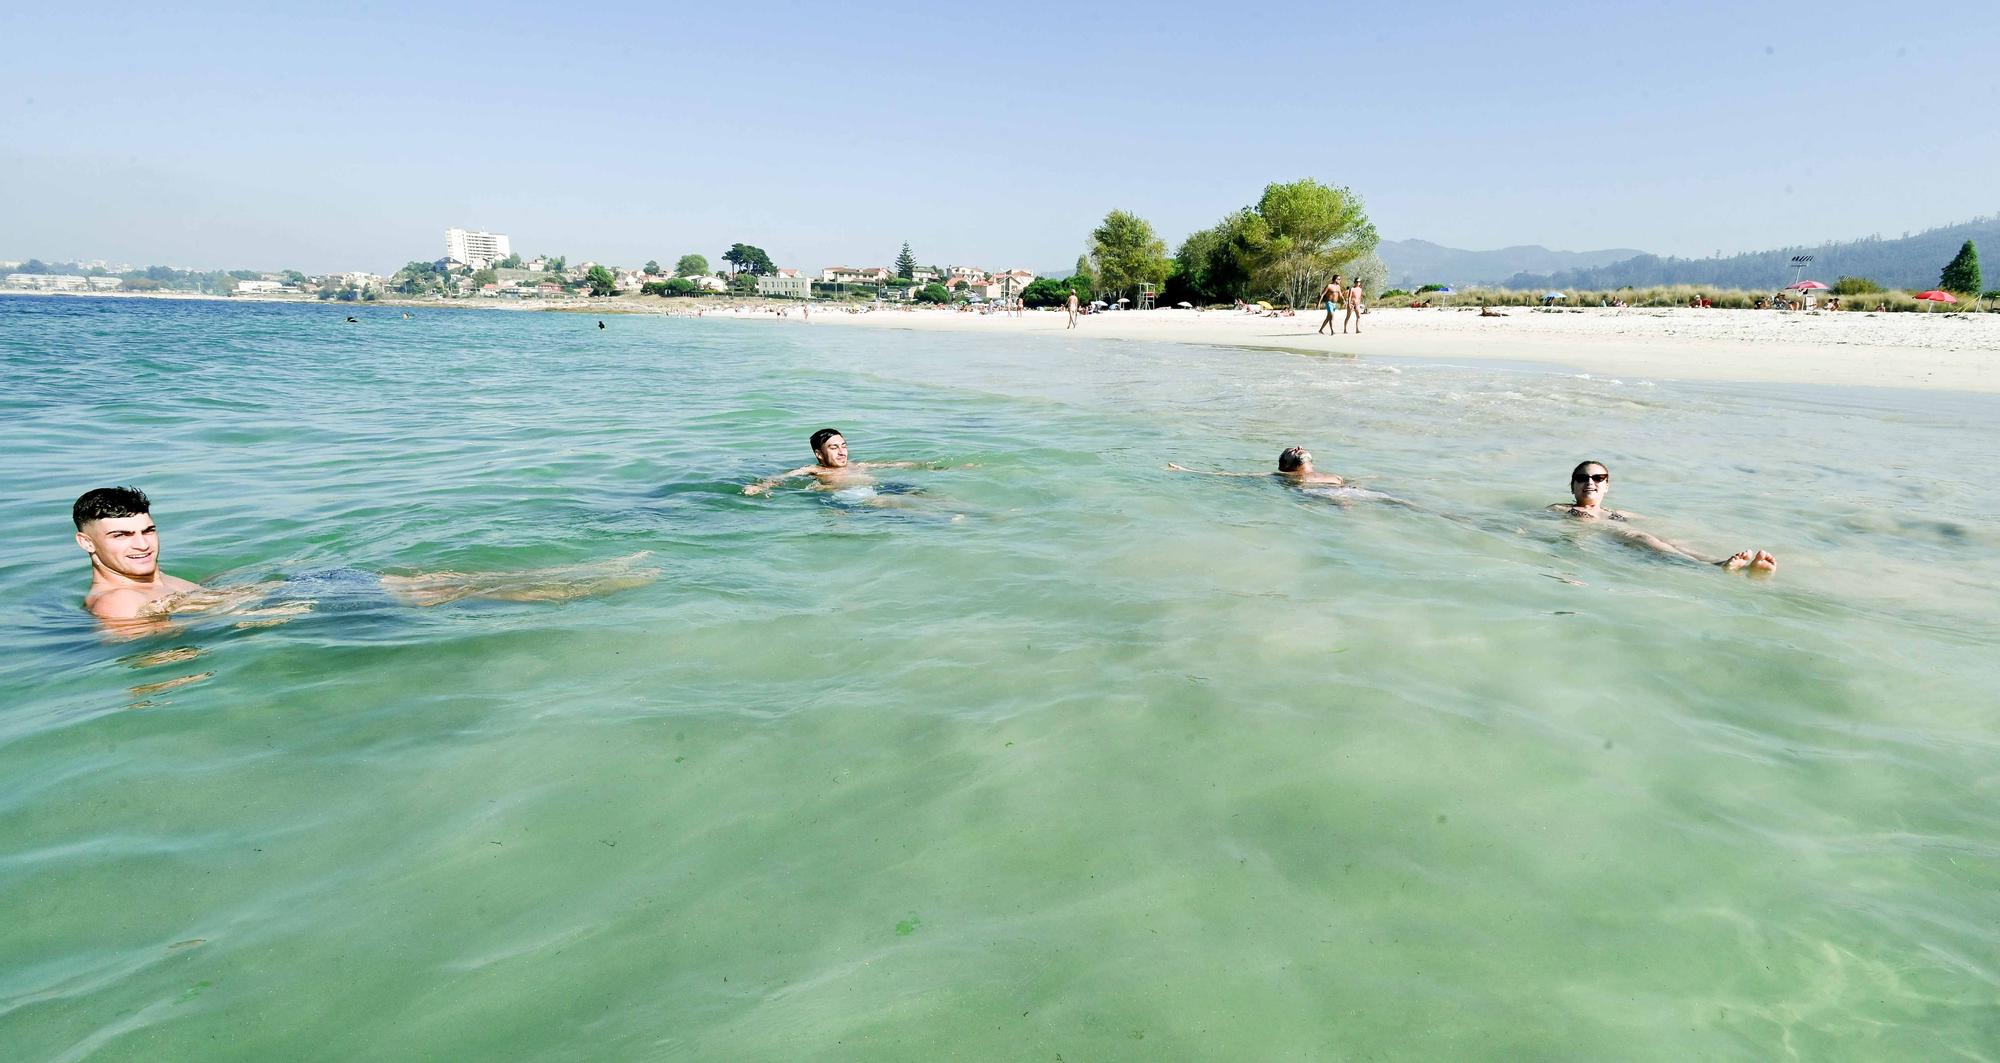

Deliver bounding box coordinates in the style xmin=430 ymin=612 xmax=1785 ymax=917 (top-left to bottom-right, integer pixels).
xmin=87 ymin=586 xmax=167 ymax=619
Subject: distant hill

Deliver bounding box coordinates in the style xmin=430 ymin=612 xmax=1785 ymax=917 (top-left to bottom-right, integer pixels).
xmin=1378 ymin=239 xmax=1648 ymax=287
xmin=1503 ymin=215 xmax=2000 ymax=292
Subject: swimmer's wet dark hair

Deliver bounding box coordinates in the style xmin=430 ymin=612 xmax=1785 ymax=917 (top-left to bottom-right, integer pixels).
xmin=809 ymin=427 xmax=844 ymax=454
xmin=73 ymin=486 xmax=152 ymax=529
xmin=1571 ymin=460 xmax=1609 ymax=482
xmin=1278 ymin=447 xmax=1308 ymax=472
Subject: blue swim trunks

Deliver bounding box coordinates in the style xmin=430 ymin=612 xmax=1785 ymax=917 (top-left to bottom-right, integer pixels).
xmin=268 ymin=566 xmax=398 ymax=612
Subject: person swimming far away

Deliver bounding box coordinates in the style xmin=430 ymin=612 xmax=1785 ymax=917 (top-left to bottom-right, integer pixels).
xmin=1168 ymin=445 xmax=1347 ymax=486
xmin=1549 ymin=460 xmax=1776 ymax=574
xmin=1168 ymin=446 xmax=1419 ymax=508
xmin=71 ymin=486 xmax=658 ymax=636
xmin=742 ymin=428 xmax=972 ymax=507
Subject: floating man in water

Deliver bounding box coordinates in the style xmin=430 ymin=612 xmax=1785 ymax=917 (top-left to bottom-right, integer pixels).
xmin=73 ymin=485 xmax=656 ymax=633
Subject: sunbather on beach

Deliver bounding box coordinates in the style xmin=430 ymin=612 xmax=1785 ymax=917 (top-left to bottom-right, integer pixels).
xmin=1548 ymin=461 xmax=1776 ymax=574
xmin=72 ymin=486 xmax=658 ymax=633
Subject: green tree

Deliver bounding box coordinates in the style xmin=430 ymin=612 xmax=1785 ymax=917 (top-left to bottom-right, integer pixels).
xmin=1168 ymin=209 xmax=1259 ymax=304
xmin=724 ymin=243 xmax=776 ymax=276
xmin=1248 ymin=178 xmax=1378 ymax=309
xmin=470 ymin=267 xmax=498 ymax=288
xmin=1087 ymin=210 xmax=1170 ymax=303
xmin=1072 ymin=254 xmax=1094 ymax=290
xmin=916 ymin=282 xmax=952 ymax=304
xmin=895 ymin=242 xmax=917 ymax=280
xmin=731 ymin=272 xmax=758 ymax=293
xmin=585 ymin=265 xmax=619 ymax=296
xmin=643 ymin=260 xmax=662 ymax=276
xmin=391 ymin=260 xmax=443 ymax=296
xmin=545 ymin=256 xmax=567 ymax=274
xmin=497 ymin=253 xmax=524 ymax=269
xmin=282 ymin=270 xmax=308 ymax=286
xmin=665 ymin=278 xmax=697 ymax=296
xmin=18 ymin=259 xmax=50 ymax=274
xmin=675 ymin=254 xmax=709 ymax=277
xmin=1940 ymin=240 xmax=1981 ymax=295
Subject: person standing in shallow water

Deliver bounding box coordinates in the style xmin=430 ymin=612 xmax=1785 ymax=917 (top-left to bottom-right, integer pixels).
xmin=1550 ymin=461 xmax=1777 ymax=574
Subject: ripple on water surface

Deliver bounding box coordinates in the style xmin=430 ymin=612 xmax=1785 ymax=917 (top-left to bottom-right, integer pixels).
xmin=1 ymin=296 xmax=1997 ymax=1059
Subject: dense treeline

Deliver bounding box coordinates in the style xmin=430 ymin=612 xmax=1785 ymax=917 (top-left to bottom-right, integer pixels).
xmin=1505 ymin=216 xmax=2000 ymax=292
xmin=1023 ymin=179 xmax=1383 ymax=308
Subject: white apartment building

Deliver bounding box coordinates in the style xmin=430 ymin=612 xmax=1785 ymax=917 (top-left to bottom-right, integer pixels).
xmin=757 ymin=274 xmax=812 ymax=299
xmin=444 ymin=228 xmax=513 ymax=268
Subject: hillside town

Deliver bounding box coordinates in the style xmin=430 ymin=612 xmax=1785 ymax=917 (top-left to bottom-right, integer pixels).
xmin=1 ymin=227 xmax=1041 ymax=306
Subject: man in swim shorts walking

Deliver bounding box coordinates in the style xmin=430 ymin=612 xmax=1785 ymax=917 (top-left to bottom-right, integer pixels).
xmin=1318 ymin=275 xmax=1343 ymax=335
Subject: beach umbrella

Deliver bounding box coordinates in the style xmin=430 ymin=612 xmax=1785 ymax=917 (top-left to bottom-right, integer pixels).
xmin=1913 ymin=289 xmax=1957 ymax=312
xmin=1544 ymin=291 xmax=1567 ymax=299
xmin=1176 ymin=301 xmax=1193 ymax=308
xmin=1255 ymin=300 xmax=1273 ymax=310
xmin=1784 ymin=280 xmax=1829 ymax=291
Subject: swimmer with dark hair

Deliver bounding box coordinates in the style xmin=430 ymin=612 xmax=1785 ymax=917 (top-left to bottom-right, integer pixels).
xmin=1549 ymin=460 xmax=1776 ymax=574
xmin=71 ymin=486 xmax=656 ymax=634
xmin=1168 ymin=445 xmax=1347 ymax=486
xmin=742 ymin=428 xmax=963 ymax=506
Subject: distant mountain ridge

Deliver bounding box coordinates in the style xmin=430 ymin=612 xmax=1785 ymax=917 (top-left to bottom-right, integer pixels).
xmin=1503 ymin=215 xmax=2000 ymax=292
xmin=1379 ymin=239 xmax=1647 ymax=287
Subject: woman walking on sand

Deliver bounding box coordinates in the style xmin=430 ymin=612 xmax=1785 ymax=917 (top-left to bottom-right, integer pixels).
xmin=1343 ymin=276 xmax=1365 ymax=334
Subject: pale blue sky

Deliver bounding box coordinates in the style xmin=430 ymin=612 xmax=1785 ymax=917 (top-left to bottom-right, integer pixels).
xmin=3 ymin=1 xmax=1993 ymax=274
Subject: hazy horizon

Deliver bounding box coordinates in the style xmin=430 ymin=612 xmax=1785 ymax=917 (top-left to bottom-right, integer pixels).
xmin=3 ymin=3 xmax=1992 ymax=275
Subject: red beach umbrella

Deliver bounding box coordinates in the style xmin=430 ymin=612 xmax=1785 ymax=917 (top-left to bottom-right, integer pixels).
xmin=1912 ymin=289 xmax=1957 ymax=312
xmin=1784 ymin=280 xmax=1830 ymax=291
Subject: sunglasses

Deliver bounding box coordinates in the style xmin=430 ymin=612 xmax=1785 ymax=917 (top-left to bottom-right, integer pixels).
xmin=1572 ymin=472 xmax=1610 ymax=484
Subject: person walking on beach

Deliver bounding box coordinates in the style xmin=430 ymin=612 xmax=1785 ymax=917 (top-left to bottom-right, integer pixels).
xmin=1065 ymin=289 xmax=1080 ymax=329
xmin=1343 ymin=277 xmax=1364 ymax=334
xmin=1549 ymin=461 xmax=1776 ymax=574
xmin=1318 ymin=275 xmax=1343 ymax=335
xmin=71 ymin=486 xmax=656 ymax=631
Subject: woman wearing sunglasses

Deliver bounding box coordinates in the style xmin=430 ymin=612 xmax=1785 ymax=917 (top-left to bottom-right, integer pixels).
xmin=1551 ymin=461 xmax=1777 ymax=574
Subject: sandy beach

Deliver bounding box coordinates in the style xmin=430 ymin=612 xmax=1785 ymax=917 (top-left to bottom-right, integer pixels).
xmin=13 ymin=287 xmax=1995 ymax=392
xmin=696 ymin=302 xmax=2000 ymax=393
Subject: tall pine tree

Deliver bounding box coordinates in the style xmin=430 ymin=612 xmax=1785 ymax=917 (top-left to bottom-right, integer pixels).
xmin=895 ymin=243 xmax=917 ymax=280
xmin=1939 ymin=240 xmax=1981 ymax=295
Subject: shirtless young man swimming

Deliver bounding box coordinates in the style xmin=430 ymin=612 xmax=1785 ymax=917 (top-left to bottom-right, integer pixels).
xmin=73 ymin=485 xmax=656 ymax=631
xmin=1549 ymin=461 xmax=1777 ymax=574
xmin=742 ymin=428 xmax=942 ymax=502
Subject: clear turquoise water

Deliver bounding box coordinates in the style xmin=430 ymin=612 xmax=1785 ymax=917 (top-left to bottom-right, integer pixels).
xmin=3 ymin=295 xmax=1997 ymax=1059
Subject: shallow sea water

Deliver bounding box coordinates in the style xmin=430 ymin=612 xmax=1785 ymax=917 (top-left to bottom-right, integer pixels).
xmin=2 ymin=296 xmax=1998 ymax=1059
